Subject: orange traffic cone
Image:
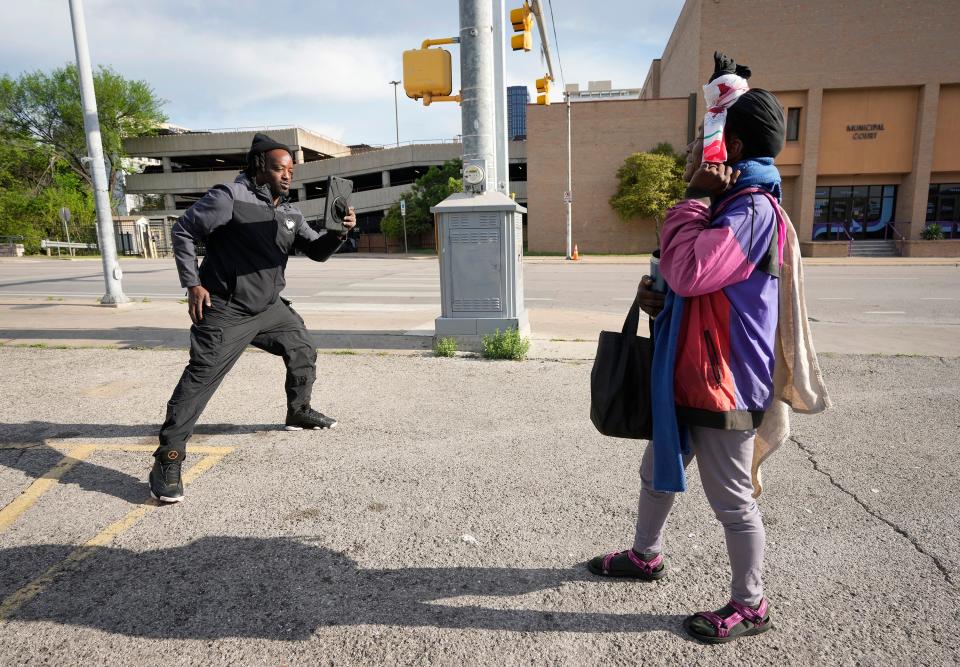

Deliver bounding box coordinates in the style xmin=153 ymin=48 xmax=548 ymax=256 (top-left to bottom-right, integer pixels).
xmin=571 ymin=244 xmax=580 ymax=261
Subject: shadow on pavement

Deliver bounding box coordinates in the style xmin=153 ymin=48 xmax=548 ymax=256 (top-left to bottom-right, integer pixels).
xmin=0 ymin=537 xmax=687 ymax=639
xmin=0 ymin=329 xmax=432 ymax=351
xmin=0 ymin=422 xmax=273 ymax=504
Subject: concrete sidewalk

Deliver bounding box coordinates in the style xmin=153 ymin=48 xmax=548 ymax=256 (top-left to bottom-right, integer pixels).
xmin=0 ymin=348 xmax=957 ymax=665
xmin=1 ymin=294 xmax=957 ymax=360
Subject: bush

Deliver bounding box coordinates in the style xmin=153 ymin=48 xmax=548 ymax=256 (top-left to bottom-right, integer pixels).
xmin=922 ymin=224 xmax=944 ymax=241
xmin=433 ymin=336 xmax=458 ymax=357
xmin=481 ymin=327 xmax=530 ymax=361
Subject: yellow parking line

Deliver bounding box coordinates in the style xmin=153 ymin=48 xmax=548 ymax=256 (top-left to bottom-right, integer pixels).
xmin=0 ymin=445 xmax=96 ymax=534
xmin=0 ymin=443 xmax=235 ymax=455
xmin=0 ymin=453 xmax=229 ymax=621
xmin=75 ymin=444 xmax=236 ymax=455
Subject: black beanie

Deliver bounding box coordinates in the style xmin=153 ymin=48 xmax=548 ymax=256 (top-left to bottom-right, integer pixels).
xmin=725 ymin=89 xmax=786 ymax=159
xmin=248 ymin=132 xmax=292 ymax=158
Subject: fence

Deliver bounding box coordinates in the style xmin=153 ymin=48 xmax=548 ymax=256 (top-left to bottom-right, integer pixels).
xmin=0 ymin=236 xmax=25 ymax=257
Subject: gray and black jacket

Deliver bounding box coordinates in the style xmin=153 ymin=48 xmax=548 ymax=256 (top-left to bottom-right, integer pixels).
xmin=171 ymin=174 xmax=343 ymax=314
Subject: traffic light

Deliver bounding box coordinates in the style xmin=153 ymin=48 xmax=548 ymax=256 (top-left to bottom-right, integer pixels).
xmin=536 ymin=76 xmax=551 ymax=105
xmin=402 ymin=47 xmax=453 ymax=102
xmin=510 ymin=3 xmax=533 ymax=52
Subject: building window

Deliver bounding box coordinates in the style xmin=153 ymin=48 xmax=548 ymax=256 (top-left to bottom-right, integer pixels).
xmin=927 ymin=183 xmax=960 ymax=238
xmin=786 ymin=107 xmax=801 ymax=142
xmin=812 ymin=184 xmax=897 ymax=240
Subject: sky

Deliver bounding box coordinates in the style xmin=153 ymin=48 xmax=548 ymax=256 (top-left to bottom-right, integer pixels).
xmin=1 ymin=0 xmax=684 ymax=147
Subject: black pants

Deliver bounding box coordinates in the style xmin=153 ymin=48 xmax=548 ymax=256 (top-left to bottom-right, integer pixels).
xmin=155 ymin=296 xmax=317 ymax=460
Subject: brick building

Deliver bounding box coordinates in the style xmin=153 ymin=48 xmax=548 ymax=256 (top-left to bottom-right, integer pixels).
xmin=526 ymin=0 xmax=960 ymax=256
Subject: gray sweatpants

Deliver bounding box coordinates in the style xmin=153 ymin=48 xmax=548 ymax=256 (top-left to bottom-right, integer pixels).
xmin=632 ymin=425 xmax=764 ymax=606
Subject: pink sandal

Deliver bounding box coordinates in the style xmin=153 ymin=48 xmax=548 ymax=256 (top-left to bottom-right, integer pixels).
xmin=684 ymin=598 xmax=773 ymax=644
xmin=587 ymin=549 xmax=668 ymax=580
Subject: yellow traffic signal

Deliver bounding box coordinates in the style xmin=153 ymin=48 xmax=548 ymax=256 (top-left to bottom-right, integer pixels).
xmin=536 ymin=76 xmax=551 ymax=105
xmin=510 ymin=3 xmax=533 ymax=52
xmin=402 ymin=48 xmax=453 ymax=101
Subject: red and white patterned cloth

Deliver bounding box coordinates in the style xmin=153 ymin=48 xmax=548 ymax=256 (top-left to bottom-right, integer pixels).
xmin=702 ymin=73 xmax=750 ymax=163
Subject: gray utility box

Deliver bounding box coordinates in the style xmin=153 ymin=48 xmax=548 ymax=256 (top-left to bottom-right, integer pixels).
xmin=431 ymin=191 xmax=528 ymax=339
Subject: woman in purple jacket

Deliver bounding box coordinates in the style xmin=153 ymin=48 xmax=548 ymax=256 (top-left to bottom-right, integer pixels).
xmin=589 ymin=53 xmax=788 ymax=644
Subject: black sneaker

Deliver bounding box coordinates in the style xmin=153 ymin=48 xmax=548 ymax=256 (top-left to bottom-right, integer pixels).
xmin=149 ymin=456 xmax=184 ymax=503
xmin=285 ymin=407 xmax=338 ymax=431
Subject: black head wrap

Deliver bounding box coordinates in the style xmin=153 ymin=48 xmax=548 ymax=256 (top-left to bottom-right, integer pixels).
xmin=707 ymin=52 xmax=785 ymax=159
xmin=726 ymin=89 xmax=786 ymax=159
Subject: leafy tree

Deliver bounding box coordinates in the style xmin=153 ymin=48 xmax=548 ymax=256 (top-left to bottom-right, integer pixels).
xmin=0 ymin=140 xmax=95 ymax=253
xmin=650 ymin=142 xmax=686 ymax=173
xmin=381 ymin=160 xmax=463 ymax=239
xmin=609 ymin=147 xmax=685 ymax=245
xmin=0 ymin=64 xmax=166 ymax=208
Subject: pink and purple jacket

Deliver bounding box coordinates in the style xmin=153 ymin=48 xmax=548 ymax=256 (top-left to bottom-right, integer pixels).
xmin=659 ymin=188 xmax=786 ymax=430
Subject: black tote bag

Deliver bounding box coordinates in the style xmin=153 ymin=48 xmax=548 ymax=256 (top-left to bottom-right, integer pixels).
xmin=589 ymin=296 xmax=654 ymax=439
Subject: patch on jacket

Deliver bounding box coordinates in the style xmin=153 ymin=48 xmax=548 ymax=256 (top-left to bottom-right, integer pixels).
xmin=284 ymin=218 xmax=295 ymax=232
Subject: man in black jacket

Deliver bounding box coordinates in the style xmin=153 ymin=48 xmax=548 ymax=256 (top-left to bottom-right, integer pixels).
xmin=150 ymin=133 xmax=356 ymax=503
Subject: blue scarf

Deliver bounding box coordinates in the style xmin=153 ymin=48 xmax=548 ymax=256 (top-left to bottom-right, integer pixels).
xmin=651 ymin=290 xmax=689 ymax=492
xmin=716 ymin=157 xmax=782 ymax=205
xmin=649 ymin=156 xmax=782 ymax=493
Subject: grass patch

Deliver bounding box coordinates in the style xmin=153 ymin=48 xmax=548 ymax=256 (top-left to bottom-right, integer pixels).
xmin=481 ymin=327 xmax=530 ymax=361
xmin=45 ymin=296 xmax=64 ymax=302
xmin=433 ymin=337 xmax=458 ymax=357
xmin=142 ymin=297 xmax=150 ymax=303
xmin=330 ymin=349 xmax=358 ymax=356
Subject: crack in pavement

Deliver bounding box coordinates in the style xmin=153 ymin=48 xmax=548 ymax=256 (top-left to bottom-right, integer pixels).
xmin=791 ymin=436 xmax=958 ymax=591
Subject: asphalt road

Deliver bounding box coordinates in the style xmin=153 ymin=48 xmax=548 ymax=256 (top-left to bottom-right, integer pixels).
xmin=1 ymin=256 xmax=959 ymax=318
xmin=0 ymin=256 xmax=957 ymax=357
xmin=0 ymin=349 xmax=957 ymax=665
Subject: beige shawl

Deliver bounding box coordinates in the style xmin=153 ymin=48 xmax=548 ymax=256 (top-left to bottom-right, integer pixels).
xmin=752 ymin=209 xmax=833 ymax=497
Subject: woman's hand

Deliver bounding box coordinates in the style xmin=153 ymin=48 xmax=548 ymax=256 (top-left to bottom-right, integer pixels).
xmin=687 ymin=162 xmax=741 ymax=198
xmin=637 ymin=276 xmax=665 ymax=318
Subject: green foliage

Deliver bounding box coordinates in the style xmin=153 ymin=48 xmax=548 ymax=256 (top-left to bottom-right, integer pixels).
xmin=650 ymin=142 xmax=687 ymax=172
xmin=433 ymin=336 xmax=458 ymax=357
xmin=0 ymin=140 xmax=96 ymax=253
xmin=381 ymin=160 xmax=463 ymax=239
xmin=609 ymin=147 xmax=685 ymax=244
xmin=922 ymin=223 xmax=944 ymax=241
xmin=481 ymin=327 xmax=530 ymax=361
xmin=0 ymin=64 xmax=166 ymax=207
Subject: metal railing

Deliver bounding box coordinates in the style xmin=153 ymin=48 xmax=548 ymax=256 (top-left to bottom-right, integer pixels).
xmin=831 ymin=224 xmax=854 ymax=256
xmin=884 ymin=221 xmax=909 ymax=255
xmin=135 ymin=138 xmax=463 ymax=174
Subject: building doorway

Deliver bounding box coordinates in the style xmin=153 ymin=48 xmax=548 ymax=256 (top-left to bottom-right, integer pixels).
xmin=812 ymin=185 xmax=898 ymax=241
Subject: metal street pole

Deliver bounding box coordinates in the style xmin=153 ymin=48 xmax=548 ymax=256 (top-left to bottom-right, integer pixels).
xmin=68 ymin=0 xmax=128 ymax=305
xmin=59 ymin=207 xmax=74 ymax=257
xmin=566 ymin=90 xmax=573 ymax=259
xmin=400 ymin=199 xmax=408 ymax=254
xmin=389 ymin=80 xmax=401 ymax=147
xmin=491 ymin=0 xmax=509 ymax=196
xmin=459 ymin=0 xmax=496 ymax=192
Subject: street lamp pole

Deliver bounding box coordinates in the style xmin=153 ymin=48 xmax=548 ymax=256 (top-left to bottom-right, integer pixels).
xmin=68 ymin=0 xmax=128 ymax=305
xmin=389 ymin=80 xmax=401 ymax=147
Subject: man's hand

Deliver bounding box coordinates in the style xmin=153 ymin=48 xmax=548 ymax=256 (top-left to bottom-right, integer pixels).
xmin=187 ymin=285 xmax=211 ymax=323
xmin=637 ymin=276 xmax=665 ymax=318
xmin=341 ymin=206 xmax=357 ymax=235
xmin=687 ymin=162 xmax=741 ymax=199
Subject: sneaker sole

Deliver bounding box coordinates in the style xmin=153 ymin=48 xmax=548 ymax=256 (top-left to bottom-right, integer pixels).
xmin=150 ymin=490 xmax=184 ymax=504
xmin=283 ymin=422 xmax=337 ymax=431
